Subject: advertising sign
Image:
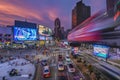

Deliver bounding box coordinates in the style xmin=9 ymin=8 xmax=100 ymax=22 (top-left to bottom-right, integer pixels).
xmin=38 ymin=25 xmax=52 ymax=36
xmin=14 ymin=27 xmax=37 ymax=41
xmin=46 ymin=36 xmax=52 ymax=40
xmin=38 ymin=25 xmax=46 ymax=36
xmin=74 ymin=47 xmax=79 ymax=55
xmin=39 ymin=35 xmax=46 ymax=40
xmin=93 ymin=44 xmax=109 ymax=58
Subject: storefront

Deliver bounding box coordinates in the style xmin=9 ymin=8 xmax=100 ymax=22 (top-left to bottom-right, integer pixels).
xmin=0 ymin=42 xmax=4 ymax=48
xmin=39 ymin=40 xmax=45 ymax=46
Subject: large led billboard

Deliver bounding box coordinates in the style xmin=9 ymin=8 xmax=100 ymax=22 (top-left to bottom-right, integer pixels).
xmin=38 ymin=25 xmax=52 ymax=36
xmin=14 ymin=27 xmax=37 ymax=41
xmin=93 ymin=44 xmax=109 ymax=58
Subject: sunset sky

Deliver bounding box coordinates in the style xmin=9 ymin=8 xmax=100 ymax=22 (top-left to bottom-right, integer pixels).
xmin=0 ymin=0 xmax=106 ymax=30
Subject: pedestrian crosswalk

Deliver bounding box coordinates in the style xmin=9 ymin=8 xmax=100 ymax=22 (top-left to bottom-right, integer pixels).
xmin=41 ymin=47 xmax=69 ymax=57
xmin=49 ymin=53 xmax=59 ymax=56
xmin=49 ymin=52 xmax=66 ymax=57
xmin=50 ymin=63 xmax=57 ymax=67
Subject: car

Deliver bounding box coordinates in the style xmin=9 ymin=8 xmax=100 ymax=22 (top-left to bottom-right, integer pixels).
xmin=43 ymin=66 xmax=50 ymax=78
xmin=58 ymin=55 xmax=63 ymax=61
xmin=58 ymin=62 xmax=64 ymax=71
xmin=67 ymin=64 xmax=75 ymax=73
xmin=65 ymin=56 xmax=71 ymax=62
xmin=41 ymin=59 xmax=47 ymax=66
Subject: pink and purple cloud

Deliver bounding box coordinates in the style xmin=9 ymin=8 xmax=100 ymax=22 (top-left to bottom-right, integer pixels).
xmin=0 ymin=0 xmax=106 ymax=30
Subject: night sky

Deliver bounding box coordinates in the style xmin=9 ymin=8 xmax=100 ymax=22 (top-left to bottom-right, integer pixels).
xmin=0 ymin=0 xmax=106 ymax=30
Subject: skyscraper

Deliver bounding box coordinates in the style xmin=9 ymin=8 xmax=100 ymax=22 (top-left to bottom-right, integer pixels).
xmin=72 ymin=0 xmax=91 ymax=29
xmin=54 ymin=18 xmax=62 ymax=40
xmin=106 ymin=0 xmax=118 ymax=17
xmin=61 ymin=27 xmax=65 ymax=39
xmin=72 ymin=6 xmax=77 ymax=29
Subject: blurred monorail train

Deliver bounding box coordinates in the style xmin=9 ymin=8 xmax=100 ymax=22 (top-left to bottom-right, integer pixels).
xmin=68 ymin=1 xmax=120 ymax=47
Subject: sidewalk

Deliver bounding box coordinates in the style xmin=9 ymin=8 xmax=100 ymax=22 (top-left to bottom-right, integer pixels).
xmin=0 ymin=58 xmax=35 ymax=80
xmin=70 ymin=55 xmax=97 ymax=80
xmin=82 ymin=50 xmax=120 ymax=68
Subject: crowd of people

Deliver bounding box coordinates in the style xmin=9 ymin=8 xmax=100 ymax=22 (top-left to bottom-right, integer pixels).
xmin=0 ymin=56 xmax=35 ymax=80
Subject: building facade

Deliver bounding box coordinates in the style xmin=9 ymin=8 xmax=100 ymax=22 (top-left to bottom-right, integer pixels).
xmin=0 ymin=26 xmax=12 ymax=47
xmin=72 ymin=0 xmax=91 ymax=29
xmin=0 ymin=26 xmax=12 ymax=42
xmin=106 ymin=0 xmax=118 ymax=17
xmin=72 ymin=7 xmax=77 ymax=29
xmin=0 ymin=20 xmax=53 ymax=48
xmin=54 ymin=18 xmax=62 ymax=40
xmin=60 ymin=27 xmax=65 ymax=40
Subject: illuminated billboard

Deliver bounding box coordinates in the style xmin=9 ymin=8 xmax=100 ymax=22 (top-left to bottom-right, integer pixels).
xmin=14 ymin=27 xmax=37 ymax=41
xmin=47 ymin=28 xmax=52 ymax=36
xmin=74 ymin=47 xmax=79 ymax=55
xmin=93 ymin=44 xmax=109 ymax=58
xmin=38 ymin=25 xmax=52 ymax=36
xmin=46 ymin=36 xmax=52 ymax=40
xmin=39 ymin=35 xmax=46 ymax=40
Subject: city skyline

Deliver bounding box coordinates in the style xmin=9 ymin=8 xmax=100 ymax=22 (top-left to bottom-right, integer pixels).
xmin=0 ymin=0 xmax=106 ymax=30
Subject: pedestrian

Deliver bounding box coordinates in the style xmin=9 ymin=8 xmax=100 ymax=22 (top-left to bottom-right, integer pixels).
xmin=28 ymin=73 xmax=32 ymax=79
xmin=2 ymin=76 xmax=5 ymax=80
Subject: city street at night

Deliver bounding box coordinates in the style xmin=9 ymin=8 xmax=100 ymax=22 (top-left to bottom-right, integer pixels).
xmin=0 ymin=0 xmax=120 ymax=80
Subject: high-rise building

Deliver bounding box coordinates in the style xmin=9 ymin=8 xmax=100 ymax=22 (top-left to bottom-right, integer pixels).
xmin=66 ymin=29 xmax=71 ymax=39
xmin=54 ymin=18 xmax=62 ymax=40
xmin=72 ymin=6 xmax=77 ymax=29
xmin=72 ymin=0 xmax=91 ymax=29
xmin=106 ymin=0 xmax=118 ymax=17
xmin=61 ymin=27 xmax=65 ymax=39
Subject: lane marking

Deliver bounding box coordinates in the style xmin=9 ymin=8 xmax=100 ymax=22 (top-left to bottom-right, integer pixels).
xmin=67 ymin=72 xmax=70 ymax=80
xmin=55 ymin=72 xmax=57 ymax=80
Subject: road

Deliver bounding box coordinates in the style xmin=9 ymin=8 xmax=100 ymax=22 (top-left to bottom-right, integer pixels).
xmin=80 ymin=50 xmax=120 ymax=80
xmin=40 ymin=48 xmax=68 ymax=80
xmin=39 ymin=47 xmax=85 ymax=80
xmin=0 ymin=46 xmax=85 ymax=80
